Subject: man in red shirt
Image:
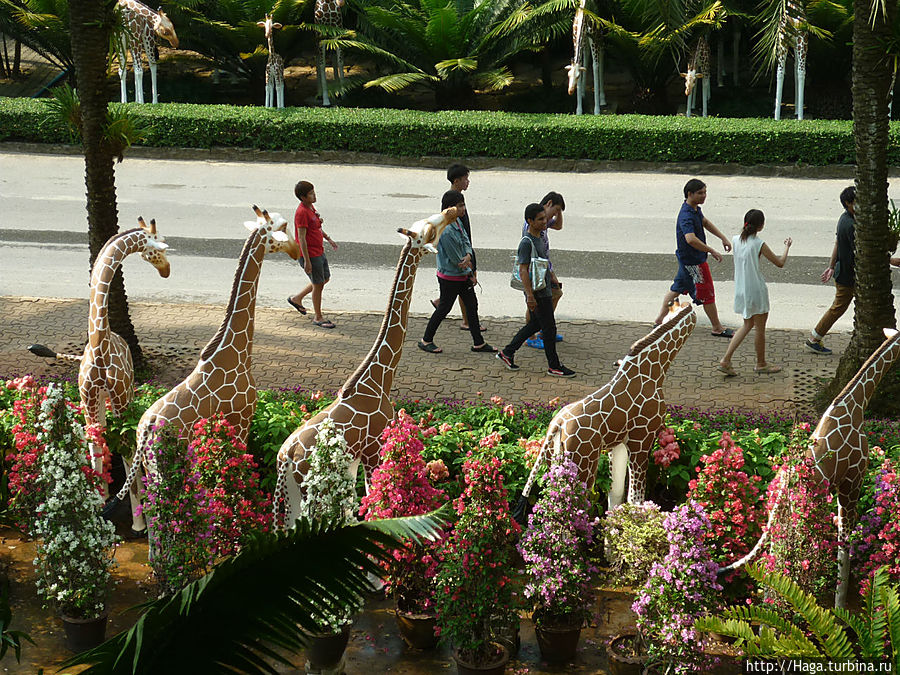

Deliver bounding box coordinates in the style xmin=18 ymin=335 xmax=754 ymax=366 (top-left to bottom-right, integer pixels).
xmin=287 ymin=180 xmax=339 ymax=328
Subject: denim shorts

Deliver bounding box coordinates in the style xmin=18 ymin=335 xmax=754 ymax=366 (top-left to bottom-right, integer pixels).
xmin=300 ymin=255 xmax=330 ymax=284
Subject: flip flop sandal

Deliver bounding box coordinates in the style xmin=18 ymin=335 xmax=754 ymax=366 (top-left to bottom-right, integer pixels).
xmin=471 ymin=343 xmax=497 ymax=353
xmin=287 ymin=297 xmax=307 ymax=315
xmin=711 ymin=329 xmax=735 ymax=338
xmin=716 ymin=363 xmax=738 ymax=377
xmin=418 ymin=341 xmax=442 ymax=354
xmin=313 ymin=319 xmax=336 ymax=329
xmin=754 ymin=364 xmax=782 ymax=373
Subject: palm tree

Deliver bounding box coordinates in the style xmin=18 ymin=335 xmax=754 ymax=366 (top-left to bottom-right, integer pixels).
xmin=68 ymin=0 xmax=146 ymax=370
xmin=824 ymin=0 xmax=899 ymax=412
xmin=62 ymin=510 xmax=450 ymax=673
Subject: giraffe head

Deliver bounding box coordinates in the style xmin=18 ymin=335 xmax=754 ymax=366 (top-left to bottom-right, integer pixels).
xmin=247 ymin=205 xmax=302 ymax=259
xmin=137 ymin=216 xmax=171 ymax=278
xmin=683 ymin=68 xmax=698 ymax=96
xmin=257 ymin=13 xmax=282 ymax=41
xmin=153 ymin=9 xmax=178 ymax=48
xmin=397 ymin=207 xmax=458 ymax=253
xmin=565 ymin=61 xmax=586 ymax=96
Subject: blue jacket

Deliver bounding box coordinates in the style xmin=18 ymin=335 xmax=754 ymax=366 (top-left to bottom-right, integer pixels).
xmin=436 ymin=219 xmax=473 ymax=277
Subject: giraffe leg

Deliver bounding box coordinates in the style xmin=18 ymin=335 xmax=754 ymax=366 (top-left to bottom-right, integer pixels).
xmin=149 ymin=62 xmax=159 ymax=104
xmin=590 ymin=38 xmax=603 ymax=113
xmin=834 ymin=496 xmax=848 ymax=608
xmin=702 ymin=76 xmax=709 ymax=117
xmin=686 ymin=87 xmax=693 ymax=118
xmin=575 ymin=51 xmax=585 ymax=115
xmin=276 ymin=82 xmax=285 ymax=109
xmin=122 ymin=458 xmax=146 ymax=532
xmin=133 ymin=57 xmax=145 ymax=104
xmin=317 ymin=44 xmax=331 ymax=107
xmin=608 ymin=443 xmax=628 ymax=511
xmin=774 ymin=61 xmax=785 ymax=120
xmin=265 ymin=79 xmax=273 ymax=108
xmin=626 ymin=438 xmax=651 ymax=504
xmin=795 ymin=52 xmax=805 ymax=121
xmin=117 ymin=42 xmax=129 ymax=103
xmin=334 ymin=46 xmax=344 ymax=85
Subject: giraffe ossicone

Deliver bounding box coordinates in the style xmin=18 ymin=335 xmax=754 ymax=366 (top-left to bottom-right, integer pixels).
xmin=274 ymin=207 xmax=458 ymax=528
xmin=517 ymin=300 xmax=696 ymax=520
xmin=115 ymin=206 xmax=301 ymax=526
xmin=116 ymin=0 xmax=179 ymax=104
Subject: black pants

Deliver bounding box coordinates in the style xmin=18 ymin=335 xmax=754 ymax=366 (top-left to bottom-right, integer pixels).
xmin=424 ymin=278 xmax=483 ymax=345
xmin=503 ymin=295 xmax=560 ymax=369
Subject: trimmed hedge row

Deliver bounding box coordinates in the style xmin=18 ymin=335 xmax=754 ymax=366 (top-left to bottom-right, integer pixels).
xmin=3 ymin=96 xmax=898 ymax=165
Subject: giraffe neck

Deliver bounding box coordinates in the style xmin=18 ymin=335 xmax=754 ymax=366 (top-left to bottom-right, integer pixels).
xmin=89 ymin=229 xmax=146 ymax=350
xmin=266 ymin=33 xmax=276 ymax=62
xmin=119 ymin=0 xmax=156 ymax=38
xmin=200 ymin=231 xmax=265 ymax=363
xmin=341 ymin=241 xmax=422 ymax=397
xmin=830 ymin=336 xmax=900 ymax=415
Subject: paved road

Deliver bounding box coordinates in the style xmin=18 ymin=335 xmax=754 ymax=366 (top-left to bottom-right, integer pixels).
xmin=1 ymin=146 xmax=881 ymax=331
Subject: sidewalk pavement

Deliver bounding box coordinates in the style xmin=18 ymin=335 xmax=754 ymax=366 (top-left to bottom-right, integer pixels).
xmin=1 ymin=296 xmax=849 ymax=415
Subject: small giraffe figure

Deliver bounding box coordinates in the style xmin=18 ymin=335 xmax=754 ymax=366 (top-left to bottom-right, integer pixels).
xmin=28 ymin=218 xmax=171 ymax=529
xmin=114 ymin=207 xmax=301 ymax=523
xmin=683 ymin=37 xmax=711 ymax=118
xmin=274 ymin=208 xmax=457 ymax=527
xmin=566 ymin=0 xmax=606 ymax=115
xmin=315 ymin=0 xmax=345 ymax=107
xmin=724 ymin=327 xmax=900 ymax=608
xmin=257 ymin=14 xmax=284 ymax=109
xmin=518 ymin=301 xmax=696 ymax=517
xmin=774 ymin=4 xmax=808 ymax=120
xmin=115 ymin=0 xmax=179 ymax=104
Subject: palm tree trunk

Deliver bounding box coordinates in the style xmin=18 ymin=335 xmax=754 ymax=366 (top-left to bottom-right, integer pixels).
xmin=68 ymin=0 xmax=144 ymax=370
xmin=824 ymin=0 xmax=898 ymax=413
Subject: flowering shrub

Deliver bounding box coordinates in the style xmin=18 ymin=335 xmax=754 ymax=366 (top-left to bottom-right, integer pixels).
xmin=519 ymin=453 xmax=598 ymax=627
xmin=687 ymin=432 xmax=765 ymax=567
xmin=851 ymin=454 xmax=900 ymax=594
xmin=32 ymin=384 xmax=117 ymax=619
xmin=295 ymin=418 xmax=362 ymax=632
xmin=359 ymin=411 xmax=447 ymax=613
xmin=654 ymin=427 xmax=680 ymax=468
xmin=5 ymin=380 xmax=48 ymax=531
xmin=435 ymin=453 xmax=520 ymax=666
xmin=760 ymin=426 xmax=838 ymax=607
xmin=602 ymin=502 xmax=668 ymax=588
xmin=633 ymin=501 xmax=722 ymax=674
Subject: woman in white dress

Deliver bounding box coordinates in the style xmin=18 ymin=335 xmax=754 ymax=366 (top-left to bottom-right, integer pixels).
xmin=717 ymin=209 xmax=792 ymax=376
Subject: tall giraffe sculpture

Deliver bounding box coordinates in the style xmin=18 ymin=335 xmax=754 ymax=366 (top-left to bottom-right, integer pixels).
xmin=112 ymin=207 xmax=300 ymax=523
xmin=257 ymin=14 xmax=284 ymax=109
xmin=314 ymin=0 xmax=345 ymax=107
xmin=773 ymin=2 xmax=808 ymax=120
xmin=517 ymin=301 xmax=696 ymax=520
xmin=566 ymin=0 xmax=606 ymax=115
xmin=724 ymin=327 xmax=900 ymax=608
xmin=683 ymin=37 xmax=711 ymax=118
xmin=28 ymin=218 xmax=170 ymax=530
xmin=274 ymin=208 xmax=457 ymax=527
xmin=115 ymin=0 xmax=179 ymax=104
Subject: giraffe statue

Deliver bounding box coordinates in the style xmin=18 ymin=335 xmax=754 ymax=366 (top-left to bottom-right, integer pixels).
xmin=517 ymin=301 xmax=696 ymax=521
xmin=274 ymin=208 xmax=458 ymax=527
xmin=724 ymin=327 xmax=900 ymax=608
xmin=115 ymin=0 xmax=179 ymax=104
xmin=112 ymin=206 xmax=301 ymax=522
xmin=774 ymin=4 xmax=808 ymax=120
xmin=314 ymin=0 xmax=345 ymax=107
xmin=257 ymin=14 xmax=284 ymax=109
xmin=683 ymin=37 xmax=711 ymax=118
xmin=28 ymin=218 xmax=171 ymax=531
xmin=566 ymin=0 xmax=606 ymax=115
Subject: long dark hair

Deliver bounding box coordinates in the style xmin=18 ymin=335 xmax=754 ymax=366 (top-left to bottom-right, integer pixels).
xmin=740 ymin=209 xmax=765 ymax=242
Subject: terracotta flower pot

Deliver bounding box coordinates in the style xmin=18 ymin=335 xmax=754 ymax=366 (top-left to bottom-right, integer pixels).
xmin=305 ymin=625 xmax=351 ymax=673
xmin=606 ymin=633 xmax=647 ymax=675
xmin=453 ymin=641 xmax=509 ymax=675
xmin=395 ymin=608 xmax=439 ymax=650
xmin=533 ymin=610 xmax=582 ymax=663
xmin=60 ymin=612 xmax=108 ymax=653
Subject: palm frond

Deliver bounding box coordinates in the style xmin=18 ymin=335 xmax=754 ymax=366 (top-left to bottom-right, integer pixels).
xmin=881 ymin=580 xmax=900 ymax=671
xmin=63 ymin=510 xmax=448 ymax=674
xmin=473 ymin=66 xmax=515 ymax=91
xmin=363 ymin=71 xmax=439 ymax=92
xmin=436 ymin=56 xmax=478 ymax=76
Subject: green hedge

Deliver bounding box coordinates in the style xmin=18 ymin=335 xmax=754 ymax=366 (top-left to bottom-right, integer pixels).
xmin=3 ymin=96 xmax=897 ymax=165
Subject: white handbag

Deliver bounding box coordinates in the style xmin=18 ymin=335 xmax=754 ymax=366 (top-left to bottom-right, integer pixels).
xmin=510 ymin=236 xmax=549 ymax=292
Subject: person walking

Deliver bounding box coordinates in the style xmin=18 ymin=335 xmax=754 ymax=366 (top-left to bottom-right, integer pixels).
xmin=287 ymin=180 xmax=339 ymax=328
xmin=655 ymin=178 xmax=733 ymax=337
xmin=497 ymin=203 xmax=575 ymax=377
xmin=806 ymin=186 xmax=856 ymax=355
xmin=525 ymin=191 xmax=565 ymax=350
xmin=418 ymin=190 xmax=495 ymax=355
xmin=717 ymin=209 xmax=792 ymax=376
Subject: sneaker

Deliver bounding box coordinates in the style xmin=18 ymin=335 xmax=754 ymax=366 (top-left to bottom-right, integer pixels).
xmin=497 ymin=351 xmax=519 ymax=371
xmin=548 ymin=365 xmax=576 ymax=378
xmin=525 ymin=337 xmax=544 ymax=349
xmin=805 ymin=339 xmax=832 ymax=355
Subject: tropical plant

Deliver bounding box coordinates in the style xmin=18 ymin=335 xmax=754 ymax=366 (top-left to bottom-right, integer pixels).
xmin=435 ymin=453 xmax=520 ymax=666
xmin=32 ymin=384 xmax=117 ymax=620
xmin=0 ymin=580 xmax=31 ymax=663
xmin=63 ymin=508 xmax=451 ymax=674
xmin=696 ymin=563 xmax=899 ymax=668
xmin=0 ymin=0 xmax=73 ymax=72
xmin=601 ymin=501 xmax=669 ymax=587
xmin=519 ymin=453 xmax=598 ymax=628
xmin=851 ymin=456 xmax=900 ymax=593
xmin=359 ymin=411 xmax=447 ymax=614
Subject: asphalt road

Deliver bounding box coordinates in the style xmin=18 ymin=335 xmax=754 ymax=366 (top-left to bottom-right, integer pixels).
xmin=0 ymin=147 xmax=884 ymax=331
